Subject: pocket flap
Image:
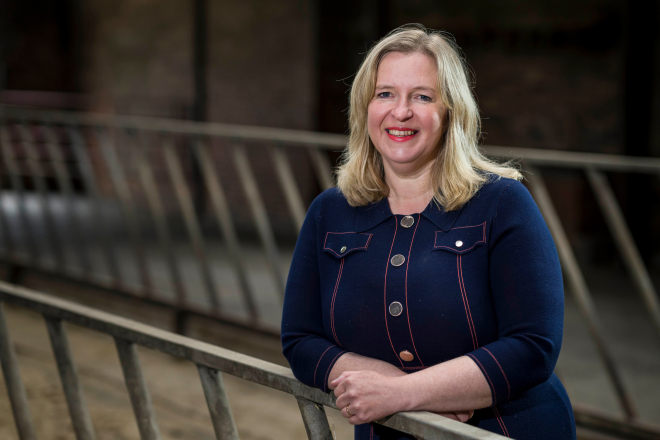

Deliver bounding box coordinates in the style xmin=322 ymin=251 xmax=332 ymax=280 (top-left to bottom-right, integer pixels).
xmin=433 ymin=222 xmax=486 ymax=254
xmin=323 ymin=232 xmax=373 ymax=258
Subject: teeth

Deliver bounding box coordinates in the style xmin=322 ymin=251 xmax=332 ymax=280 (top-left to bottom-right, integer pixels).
xmin=388 ymin=130 xmax=416 ymax=136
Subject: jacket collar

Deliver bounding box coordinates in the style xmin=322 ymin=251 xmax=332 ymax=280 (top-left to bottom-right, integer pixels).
xmin=354 ymin=197 xmax=461 ymax=232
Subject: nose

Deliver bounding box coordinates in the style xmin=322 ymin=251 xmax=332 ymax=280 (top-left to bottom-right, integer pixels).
xmin=391 ymin=99 xmax=413 ymax=121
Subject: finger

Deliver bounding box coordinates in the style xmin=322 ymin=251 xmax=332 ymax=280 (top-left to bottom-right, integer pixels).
xmin=333 ymin=379 xmax=349 ymax=397
xmin=456 ymin=412 xmax=469 ymax=423
xmin=468 ymin=410 xmax=475 ymax=420
xmin=434 ymin=412 xmax=460 ymax=421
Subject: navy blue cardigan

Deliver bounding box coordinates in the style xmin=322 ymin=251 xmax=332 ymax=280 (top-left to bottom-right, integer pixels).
xmin=281 ymin=176 xmax=575 ymax=439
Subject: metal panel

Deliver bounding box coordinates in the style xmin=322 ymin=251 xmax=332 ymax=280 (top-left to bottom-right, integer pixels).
xmin=296 ymin=397 xmax=334 ymax=440
xmin=0 ymin=302 xmax=37 ymax=440
xmin=233 ymin=145 xmax=285 ymax=298
xmin=193 ymin=141 xmax=257 ymax=320
xmin=526 ymin=165 xmax=638 ymax=420
xmin=114 ymin=338 xmax=162 ymax=440
xmin=132 ymin=135 xmax=187 ymax=306
xmin=44 ymin=317 xmax=97 ymax=440
xmin=586 ymin=168 xmax=660 ymax=340
xmin=197 ymin=364 xmax=239 ymax=440
xmin=162 ymin=137 xmax=221 ymax=312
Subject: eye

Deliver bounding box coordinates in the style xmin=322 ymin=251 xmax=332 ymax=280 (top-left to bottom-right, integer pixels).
xmin=417 ymin=94 xmax=433 ymax=102
xmin=376 ymin=91 xmax=393 ymax=99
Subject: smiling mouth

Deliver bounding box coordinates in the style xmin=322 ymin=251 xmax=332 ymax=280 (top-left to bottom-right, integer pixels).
xmin=386 ymin=129 xmax=418 ymax=137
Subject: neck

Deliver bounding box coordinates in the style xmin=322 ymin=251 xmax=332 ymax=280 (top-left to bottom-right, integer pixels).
xmin=385 ymin=160 xmax=436 ymax=215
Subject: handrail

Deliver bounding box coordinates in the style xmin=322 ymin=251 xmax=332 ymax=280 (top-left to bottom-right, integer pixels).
xmin=3 ymin=105 xmax=660 ymax=173
xmin=0 ymin=281 xmax=507 ymax=439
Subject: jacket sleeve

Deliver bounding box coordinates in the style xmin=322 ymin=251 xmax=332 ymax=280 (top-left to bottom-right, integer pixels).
xmin=281 ymin=191 xmax=347 ymax=392
xmin=466 ymin=180 xmax=564 ymax=406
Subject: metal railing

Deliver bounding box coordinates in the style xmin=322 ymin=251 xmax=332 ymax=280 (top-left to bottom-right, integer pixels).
xmin=1 ymin=105 xmax=660 ymax=438
xmin=0 ymin=280 xmax=506 ymax=440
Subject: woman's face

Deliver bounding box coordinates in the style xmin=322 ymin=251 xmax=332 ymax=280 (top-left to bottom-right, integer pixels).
xmin=367 ymin=51 xmax=447 ymax=175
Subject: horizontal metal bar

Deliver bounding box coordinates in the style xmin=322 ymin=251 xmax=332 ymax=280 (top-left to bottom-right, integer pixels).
xmin=4 ymin=106 xmax=660 ymax=174
xmin=0 ymin=281 xmax=507 ymax=440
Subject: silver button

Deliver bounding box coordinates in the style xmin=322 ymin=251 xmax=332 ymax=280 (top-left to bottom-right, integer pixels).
xmin=400 ymin=216 xmax=415 ymax=228
xmin=389 ymin=301 xmax=403 ymax=316
xmin=390 ymin=254 xmax=405 ymax=266
xmin=340 ymin=246 xmax=347 ymax=253
xmin=455 ymin=240 xmax=463 ymax=247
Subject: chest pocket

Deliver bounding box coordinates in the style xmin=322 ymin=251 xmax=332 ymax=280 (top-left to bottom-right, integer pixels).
xmin=323 ymin=232 xmax=373 ymax=258
xmin=433 ymin=222 xmax=486 ymax=254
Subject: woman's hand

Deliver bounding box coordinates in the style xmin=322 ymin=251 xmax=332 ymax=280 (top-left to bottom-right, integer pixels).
xmin=333 ymin=371 xmax=405 ymax=425
xmin=332 ymin=370 xmax=475 ymax=425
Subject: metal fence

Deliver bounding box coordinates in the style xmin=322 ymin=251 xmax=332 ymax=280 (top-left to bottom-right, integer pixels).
xmin=0 ymin=280 xmax=506 ymax=440
xmin=1 ymin=105 xmax=660 ymax=438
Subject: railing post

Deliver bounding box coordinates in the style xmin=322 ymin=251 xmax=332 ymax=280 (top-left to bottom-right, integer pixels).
xmin=66 ymin=127 xmax=123 ymax=289
xmin=193 ymin=140 xmax=258 ymax=321
xmin=44 ymin=317 xmax=97 ymax=440
xmin=41 ymin=125 xmax=93 ymax=278
xmin=114 ymin=338 xmax=162 ymax=440
xmin=197 ymin=364 xmax=239 ymax=440
xmin=233 ymin=144 xmax=285 ymax=298
xmin=0 ymin=125 xmax=40 ymax=266
xmin=307 ymin=149 xmax=335 ymax=191
xmin=0 ymin=302 xmax=37 ymax=440
xmin=296 ymin=397 xmax=334 ymax=440
xmin=270 ymin=144 xmax=306 ymax=231
xmin=17 ymin=124 xmax=66 ymax=272
xmin=586 ymin=168 xmax=660 ymax=341
xmin=95 ymin=128 xmax=153 ymax=294
xmin=526 ymin=165 xmax=638 ymax=421
xmin=162 ymin=137 xmax=222 ymax=312
xmin=132 ymin=135 xmax=188 ymax=307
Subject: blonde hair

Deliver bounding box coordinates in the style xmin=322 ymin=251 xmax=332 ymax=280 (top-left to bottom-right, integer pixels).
xmin=336 ymin=24 xmax=521 ymax=211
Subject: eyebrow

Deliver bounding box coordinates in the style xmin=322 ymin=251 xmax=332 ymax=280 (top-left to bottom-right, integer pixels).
xmin=375 ymin=85 xmax=436 ymax=92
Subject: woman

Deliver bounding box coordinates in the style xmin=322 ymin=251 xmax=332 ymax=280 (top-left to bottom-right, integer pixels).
xmin=281 ymin=25 xmax=576 ymax=440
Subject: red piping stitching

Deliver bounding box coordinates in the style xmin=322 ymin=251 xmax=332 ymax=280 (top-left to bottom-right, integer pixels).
xmin=330 ymin=258 xmax=345 ymax=346
xmin=483 ymin=348 xmax=510 ymax=401
xmin=323 ymin=351 xmax=345 ymax=391
xmin=384 ymin=218 xmax=404 ymax=368
xmin=323 ymin=232 xmax=373 ymax=257
xmin=405 ymin=214 xmax=424 ymax=367
xmin=493 ymin=407 xmax=509 ymax=437
xmin=433 ymin=222 xmax=487 ymax=252
xmin=370 ymin=424 xmax=374 ymax=440
xmin=457 ymin=255 xmax=478 ymax=350
xmin=313 ymin=346 xmax=334 ymax=388
xmin=493 ymin=408 xmax=506 ymax=437
xmin=467 ymin=353 xmax=497 ymax=404
xmin=459 ymin=254 xmax=479 ymax=348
